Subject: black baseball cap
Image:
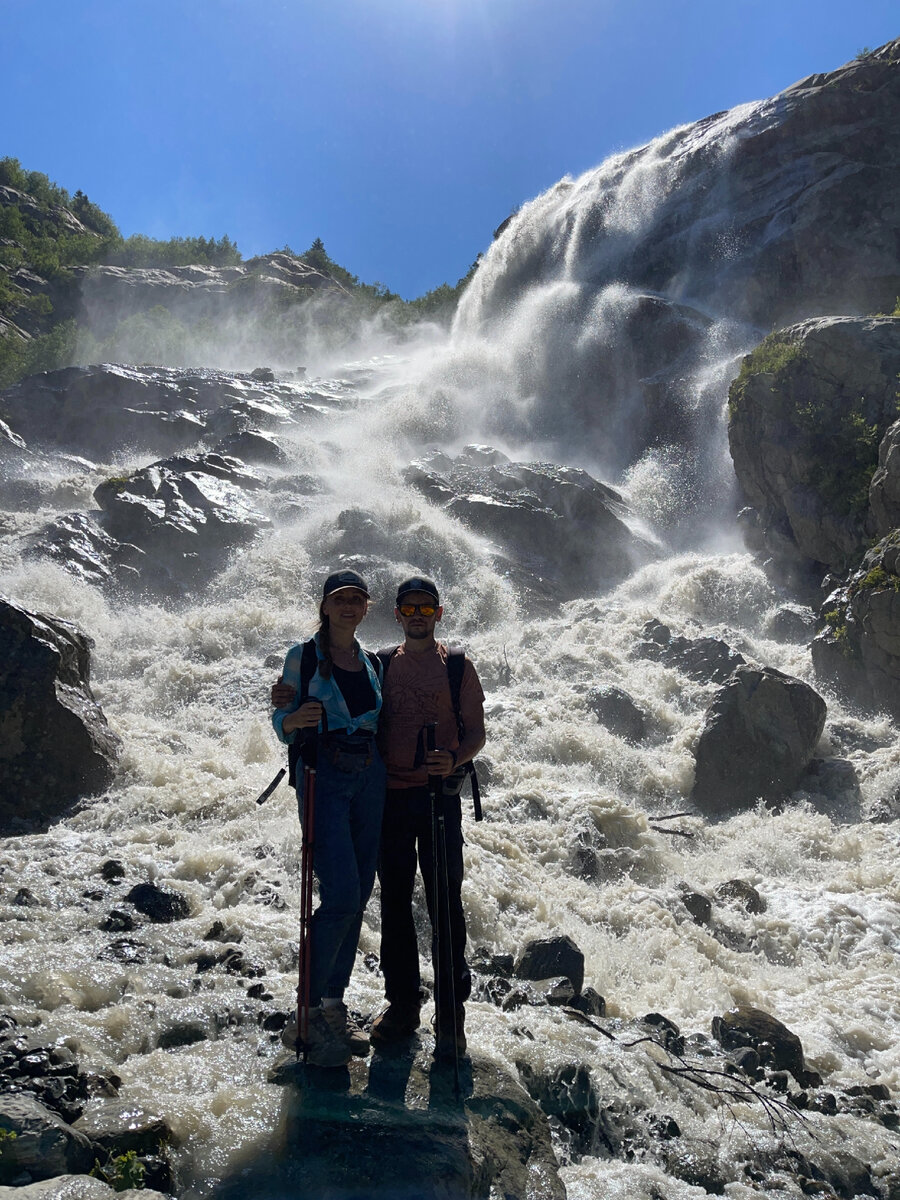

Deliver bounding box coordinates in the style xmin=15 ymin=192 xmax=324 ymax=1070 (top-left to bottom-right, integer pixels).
xmin=395 ymin=576 xmax=440 ymax=605
xmin=323 ymin=569 xmax=370 ymax=599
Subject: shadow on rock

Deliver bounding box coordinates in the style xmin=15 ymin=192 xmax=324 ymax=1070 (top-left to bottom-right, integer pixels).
xmin=210 ymin=1051 xmax=564 ymax=1200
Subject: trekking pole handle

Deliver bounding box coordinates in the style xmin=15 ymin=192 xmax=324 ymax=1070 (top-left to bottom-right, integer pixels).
xmin=425 ymin=723 xmax=438 ymax=783
xmin=256 ymin=767 xmax=286 ymax=805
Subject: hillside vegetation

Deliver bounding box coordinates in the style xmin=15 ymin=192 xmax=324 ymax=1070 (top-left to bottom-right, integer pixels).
xmin=0 ymin=157 xmax=478 ymax=386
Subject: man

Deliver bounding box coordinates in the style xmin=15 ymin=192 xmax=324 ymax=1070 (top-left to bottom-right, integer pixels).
xmin=271 ymin=575 xmax=485 ymax=1060
xmin=371 ymin=577 xmax=485 ymax=1059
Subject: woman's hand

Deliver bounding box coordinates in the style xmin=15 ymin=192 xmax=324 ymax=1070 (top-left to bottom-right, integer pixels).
xmin=282 ymin=700 xmax=323 ymax=733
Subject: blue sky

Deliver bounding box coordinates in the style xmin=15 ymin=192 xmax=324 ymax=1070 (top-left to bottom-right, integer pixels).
xmin=4 ymin=0 xmax=897 ymax=298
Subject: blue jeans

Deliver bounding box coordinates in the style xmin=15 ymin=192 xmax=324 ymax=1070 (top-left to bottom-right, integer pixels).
xmin=299 ymin=736 xmax=386 ymax=1007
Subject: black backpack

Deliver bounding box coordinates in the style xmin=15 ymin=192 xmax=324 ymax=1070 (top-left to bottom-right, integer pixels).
xmin=377 ymin=643 xmax=483 ymax=822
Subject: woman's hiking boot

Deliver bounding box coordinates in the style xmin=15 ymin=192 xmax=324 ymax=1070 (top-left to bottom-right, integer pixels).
xmin=280 ymin=1007 xmax=352 ymax=1068
xmin=370 ymin=998 xmax=422 ymax=1045
xmin=323 ymin=1001 xmax=370 ymax=1056
xmin=433 ymin=1005 xmax=466 ymax=1061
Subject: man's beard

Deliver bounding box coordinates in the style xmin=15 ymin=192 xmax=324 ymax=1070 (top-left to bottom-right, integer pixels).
xmin=406 ymin=626 xmax=430 ymax=639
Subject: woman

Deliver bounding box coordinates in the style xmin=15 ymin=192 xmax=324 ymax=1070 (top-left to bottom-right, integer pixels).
xmin=272 ymin=569 xmax=385 ymax=1068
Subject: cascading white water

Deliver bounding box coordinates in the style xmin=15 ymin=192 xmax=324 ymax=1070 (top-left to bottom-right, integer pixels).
xmin=2 ymin=100 xmax=900 ymax=1199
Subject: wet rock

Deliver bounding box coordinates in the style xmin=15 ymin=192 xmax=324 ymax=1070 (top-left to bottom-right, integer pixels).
xmin=635 ymin=619 xmax=745 ymax=684
xmin=585 ymin=685 xmax=646 ymax=742
xmin=680 ymin=889 xmax=712 ymax=926
xmin=88 ymin=452 xmax=269 ymax=592
xmin=404 ymin=450 xmax=656 ymax=598
xmin=156 ymin=1022 xmax=207 ymax=1050
xmin=712 ymin=1005 xmax=808 ymax=1083
xmin=124 ymin=882 xmax=189 ymax=924
xmin=72 ymin=1101 xmax=172 ymax=1156
xmin=0 ymin=1176 xmax=173 ymax=1198
xmin=0 ymin=1095 xmax=93 ymax=1183
xmin=99 ymin=909 xmax=135 ymax=933
xmin=515 ymin=935 xmax=585 ymax=995
xmin=13 ymin=887 xmax=39 ymax=907
xmin=691 ymin=665 xmax=827 ymax=815
xmin=99 ymin=860 xmax=125 ymax=883
xmin=214 ymin=429 xmax=287 ymax=465
xmin=26 ymin=513 xmax=146 ymax=589
xmin=764 ymin=603 xmax=817 ymax=642
xmin=518 ymin=1061 xmax=599 ymax=1156
xmin=97 ymin=938 xmax=148 ymax=965
xmin=812 ymin=530 xmax=900 ymax=718
xmin=569 ymin=988 xmax=606 ymax=1018
xmin=729 ymin=318 xmax=900 ymax=579
xmin=471 ymin=948 xmax=514 ymax=977
xmin=256 ymin=1054 xmax=564 ymax=1200
xmin=641 ymin=1013 xmax=684 ymax=1055
xmin=713 ymin=879 xmax=767 ymax=914
xmin=0 ymin=597 xmax=121 ymax=833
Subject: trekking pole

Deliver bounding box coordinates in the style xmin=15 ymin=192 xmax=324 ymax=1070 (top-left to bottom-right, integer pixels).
xmin=426 ymin=724 xmax=461 ymax=1095
xmin=297 ymin=757 xmax=316 ymax=1063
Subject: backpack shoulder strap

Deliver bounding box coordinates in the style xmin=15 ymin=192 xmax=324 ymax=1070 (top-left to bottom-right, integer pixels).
xmin=376 ymin=645 xmax=400 ymax=679
xmin=445 ymin=643 xmax=483 ymax=822
xmin=364 ymin=648 xmax=383 ymax=683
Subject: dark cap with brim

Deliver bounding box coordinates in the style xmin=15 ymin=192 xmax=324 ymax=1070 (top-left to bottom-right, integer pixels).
xmin=323 ymin=569 xmax=370 ymax=599
xmin=395 ymin=576 xmax=440 ymax=605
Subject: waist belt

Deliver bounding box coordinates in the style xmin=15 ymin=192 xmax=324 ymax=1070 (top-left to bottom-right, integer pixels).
xmin=322 ymin=729 xmax=375 ymax=743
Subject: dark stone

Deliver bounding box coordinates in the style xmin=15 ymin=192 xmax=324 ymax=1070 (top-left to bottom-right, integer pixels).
xmin=765 ymin=604 xmax=817 ymax=642
xmin=691 ymin=665 xmax=827 ymax=815
xmin=712 ymin=1005 xmax=807 ymax=1082
xmin=12 ymin=887 xmax=38 ymax=907
xmin=569 ymin=988 xmax=606 ymax=1018
xmin=586 ymin=686 xmax=647 ymax=742
xmin=0 ymin=1094 xmax=94 ymax=1183
xmin=157 ymin=1022 xmax=207 ymax=1049
xmin=0 ymin=597 xmax=121 ymax=832
xmin=636 ymin=620 xmax=746 ymax=684
xmin=515 ymin=935 xmax=585 ymax=995
xmin=100 ymin=908 xmax=136 ymax=933
xmin=99 ymin=859 xmax=125 ymax=882
xmin=124 ymin=882 xmax=190 ymax=923
xmin=713 ymin=879 xmax=767 ymax=913
xmin=518 ymin=1060 xmax=599 ymax=1156
xmin=97 ymin=938 xmax=149 ymax=964
xmin=681 ymin=890 xmax=712 ymax=925
xmin=471 ymin=948 xmax=515 ymax=977
xmin=73 ymin=1099 xmax=172 ymax=1156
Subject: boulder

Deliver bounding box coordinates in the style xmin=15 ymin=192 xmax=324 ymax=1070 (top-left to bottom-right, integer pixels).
xmin=713 ymin=880 xmax=767 ymax=914
xmin=0 ymin=598 xmax=120 ymax=832
xmin=0 ymin=1178 xmax=172 ymax=1199
xmin=72 ymin=1102 xmax=171 ymax=1157
xmin=711 ymin=1005 xmax=809 ymax=1084
xmin=586 ymin=686 xmax=646 ymax=742
xmin=0 ymin=1095 xmax=93 ymax=1184
xmin=691 ymin=665 xmax=827 ymax=815
xmin=728 ymin=317 xmax=900 ymax=579
xmin=515 ymin=935 xmax=585 ymax=995
xmin=635 ymin=619 xmax=745 ymax=684
xmin=256 ymin=1055 xmax=565 ymax=1200
xmin=813 ymin=530 xmax=900 ymax=718
xmin=123 ymin=883 xmax=189 ymax=924
xmin=403 ymin=449 xmax=657 ymax=598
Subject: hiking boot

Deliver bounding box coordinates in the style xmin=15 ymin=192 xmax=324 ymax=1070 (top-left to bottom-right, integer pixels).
xmin=323 ymin=1001 xmax=370 ymax=1057
xmin=433 ymin=1005 xmax=466 ymax=1061
xmin=370 ymin=999 xmax=422 ymax=1045
xmin=281 ymin=1008 xmax=352 ymax=1068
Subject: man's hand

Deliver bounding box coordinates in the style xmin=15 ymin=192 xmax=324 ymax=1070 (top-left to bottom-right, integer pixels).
xmin=282 ymin=701 xmax=323 ymax=733
xmin=271 ymin=678 xmax=297 ymax=708
xmin=425 ymin=749 xmax=458 ymax=778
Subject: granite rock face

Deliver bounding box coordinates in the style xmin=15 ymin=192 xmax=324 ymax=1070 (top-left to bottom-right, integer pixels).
xmin=691 ymin=665 xmax=827 ymax=815
xmin=0 ymin=597 xmax=120 ymax=832
xmin=728 ymin=316 xmax=900 ymax=579
xmin=812 ymin=531 xmax=900 ymax=718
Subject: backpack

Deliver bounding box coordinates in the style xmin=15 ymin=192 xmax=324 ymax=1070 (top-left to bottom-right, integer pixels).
xmin=377 ymin=643 xmax=483 ymax=822
xmin=286 ymin=639 xmax=383 ymax=789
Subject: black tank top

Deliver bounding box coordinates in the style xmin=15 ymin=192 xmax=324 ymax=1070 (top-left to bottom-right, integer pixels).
xmin=332 ymin=663 xmax=376 ymax=720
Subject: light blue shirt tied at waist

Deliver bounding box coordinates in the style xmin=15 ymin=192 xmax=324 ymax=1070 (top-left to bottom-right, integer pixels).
xmin=272 ymin=632 xmax=382 ymax=744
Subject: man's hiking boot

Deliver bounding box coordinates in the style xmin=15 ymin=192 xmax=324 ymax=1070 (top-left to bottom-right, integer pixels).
xmin=433 ymin=1005 xmax=467 ymax=1061
xmin=370 ymin=999 xmax=422 ymax=1045
xmin=323 ymin=1001 xmax=370 ymax=1057
xmin=280 ymin=1008 xmax=352 ymax=1068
